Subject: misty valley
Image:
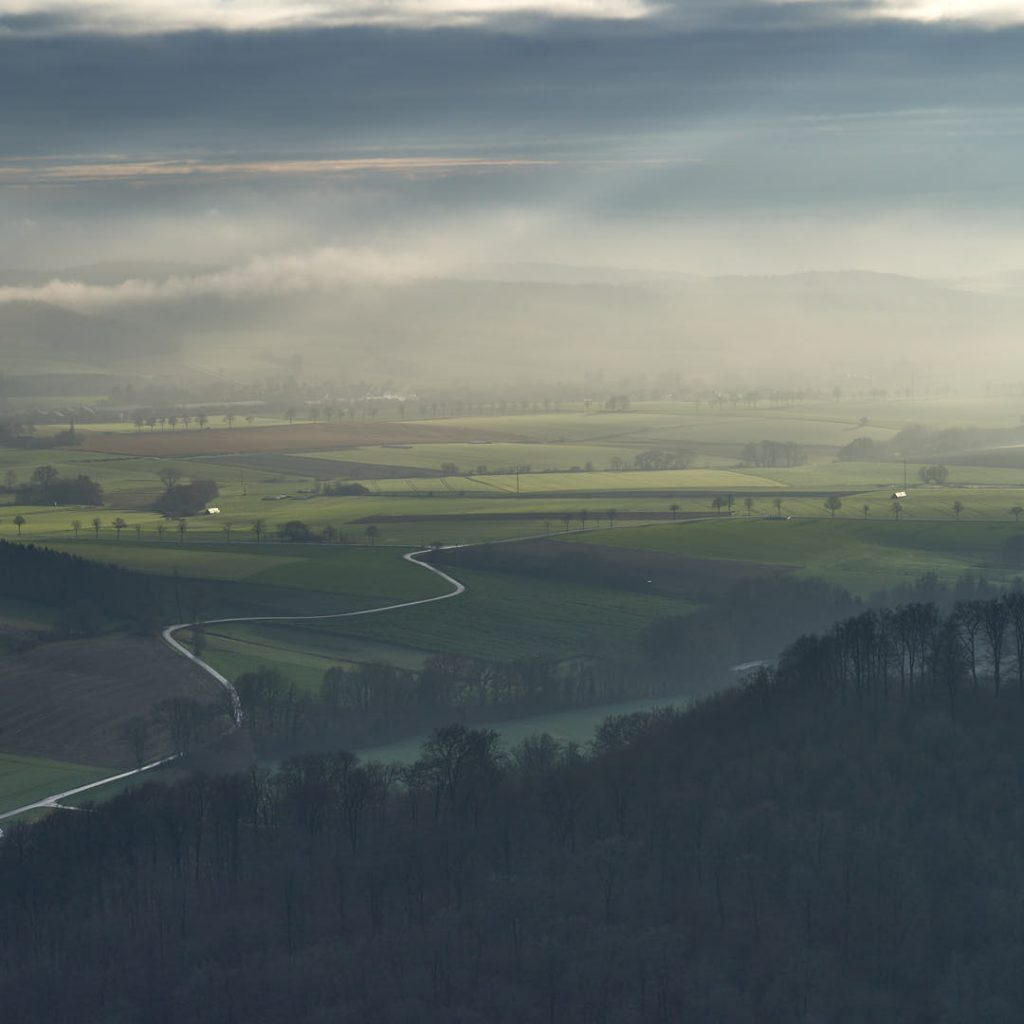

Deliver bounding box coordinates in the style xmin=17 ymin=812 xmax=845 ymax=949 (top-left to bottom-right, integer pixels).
xmin=5 ymin=351 xmax=1024 ymax=1019
xmin=5 ymin=1 xmax=1024 ymax=1020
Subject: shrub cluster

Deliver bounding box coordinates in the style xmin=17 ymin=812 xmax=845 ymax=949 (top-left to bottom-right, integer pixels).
xmin=152 ymin=479 xmax=219 ymax=517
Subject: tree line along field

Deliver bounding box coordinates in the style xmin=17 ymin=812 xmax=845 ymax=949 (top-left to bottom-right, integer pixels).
xmin=6 ymin=482 xmax=1024 ymax=555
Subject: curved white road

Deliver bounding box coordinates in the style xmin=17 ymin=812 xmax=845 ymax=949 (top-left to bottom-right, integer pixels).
xmin=0 ymin=547 xmax=466 ymax=823
xmin=161 ymin=548 xmax=466 ymax=725
xmin=0 ymin=515 xmax=725 ymax=825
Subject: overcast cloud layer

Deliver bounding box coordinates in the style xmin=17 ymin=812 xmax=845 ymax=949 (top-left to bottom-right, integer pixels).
xmin=1 ymin=0 xmax=1023 ymax=277
xmin=4 ymin=0 xmax=1024 ymax=34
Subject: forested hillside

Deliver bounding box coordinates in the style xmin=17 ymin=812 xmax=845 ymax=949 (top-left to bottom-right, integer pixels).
xmin=4 ymin=596 xmax=1024 ymax=1022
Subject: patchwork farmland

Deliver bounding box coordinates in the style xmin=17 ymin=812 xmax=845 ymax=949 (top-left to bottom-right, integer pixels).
xmin=5 ymin=395 xmax=1024 ymax=814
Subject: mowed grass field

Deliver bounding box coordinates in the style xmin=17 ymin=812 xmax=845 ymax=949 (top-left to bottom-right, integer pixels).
xmin=38 ymin=541 xmax=451 ymax=606
xmin=0 ymin=754 xmax=108 ymax=816
xmin=452 ymin=469 xmax=786 ymax=493
xmin=201 ymin=622 xmax=435 ymax=691
xmin=74 ymin=419 xmax=525 ymax=457
xmin=630 ymin=395 xmax=1024 ymax=434
xmin=302 ymin=441 xmax=643 ymax=473
xmin=172 ymin=558 xmax=691 ymax=679
xmin=309 ymin=568 xmax=693 ymax=663
xmin=434 ymin=409 xmax=885 ymax=447
xmin=565 ymin=517 xmax=1024 ymax=592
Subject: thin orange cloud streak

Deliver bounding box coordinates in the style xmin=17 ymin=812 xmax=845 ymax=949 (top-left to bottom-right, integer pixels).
xmin=0 ymin=155 xmax=565 ymax=186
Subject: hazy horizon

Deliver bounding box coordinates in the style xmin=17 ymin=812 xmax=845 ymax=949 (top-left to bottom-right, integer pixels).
xmin=3 ymin=0 xmax=1024 ymax=387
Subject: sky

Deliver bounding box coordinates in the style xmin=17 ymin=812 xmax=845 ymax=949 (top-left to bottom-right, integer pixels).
xmin=1 ymin=0 xmax=1023 ymax=281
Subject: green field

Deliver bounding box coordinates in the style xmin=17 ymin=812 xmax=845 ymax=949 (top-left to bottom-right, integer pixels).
xmin=433 ymin=408 xmax=891 ymax=447
xmin=303 ymin=441 xmax=643 ymax=473
xmin=311 ymin=568 xmax=692 ymax=662
xmin=465 ymin=468 xmax=786 ymax=493
xmin=193 ymin=568 xmax=690 ymax=672
xmin=0 ymin=754 xmax=108 ymax=816
xmin=201 ymin=622 xmax=435 ymax=690
xmin=747 ymin=461 xmax=1024 ymax=488
xmin=32 ymin=415 xmax=298 ymax=438
xmin=565 ymin=517 xmax=1024 ymax=592
xmin=26 ymin=542 xmax=454 ymax=628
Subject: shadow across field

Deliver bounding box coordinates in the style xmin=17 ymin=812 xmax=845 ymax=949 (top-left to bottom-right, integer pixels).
xmin=427 ymin=537 xmax=796 ymax=600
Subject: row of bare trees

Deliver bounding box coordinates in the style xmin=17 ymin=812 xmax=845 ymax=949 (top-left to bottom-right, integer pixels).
xmin=236 ymin=653 xmax=649 ymax=755
xmin=775 ymin=593 xmax=1024 ymax=704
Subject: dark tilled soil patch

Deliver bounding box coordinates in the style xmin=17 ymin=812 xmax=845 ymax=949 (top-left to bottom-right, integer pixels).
xmin=0 ymin=634 xmax=224 ymax=768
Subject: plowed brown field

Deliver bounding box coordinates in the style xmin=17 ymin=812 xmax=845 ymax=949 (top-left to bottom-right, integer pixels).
xmin=78 ymin=421 xmax=525 ymax=457
xmin=0 ymin=634 xmax=222 ymax=768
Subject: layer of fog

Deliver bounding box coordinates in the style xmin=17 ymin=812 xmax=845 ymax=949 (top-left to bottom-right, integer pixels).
xmin=3 ymin=248 xmax=1024 ymax=393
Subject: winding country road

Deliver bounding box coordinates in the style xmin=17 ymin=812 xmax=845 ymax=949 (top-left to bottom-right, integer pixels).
xmin=0 ymin=548 xmax=466 ymax=823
